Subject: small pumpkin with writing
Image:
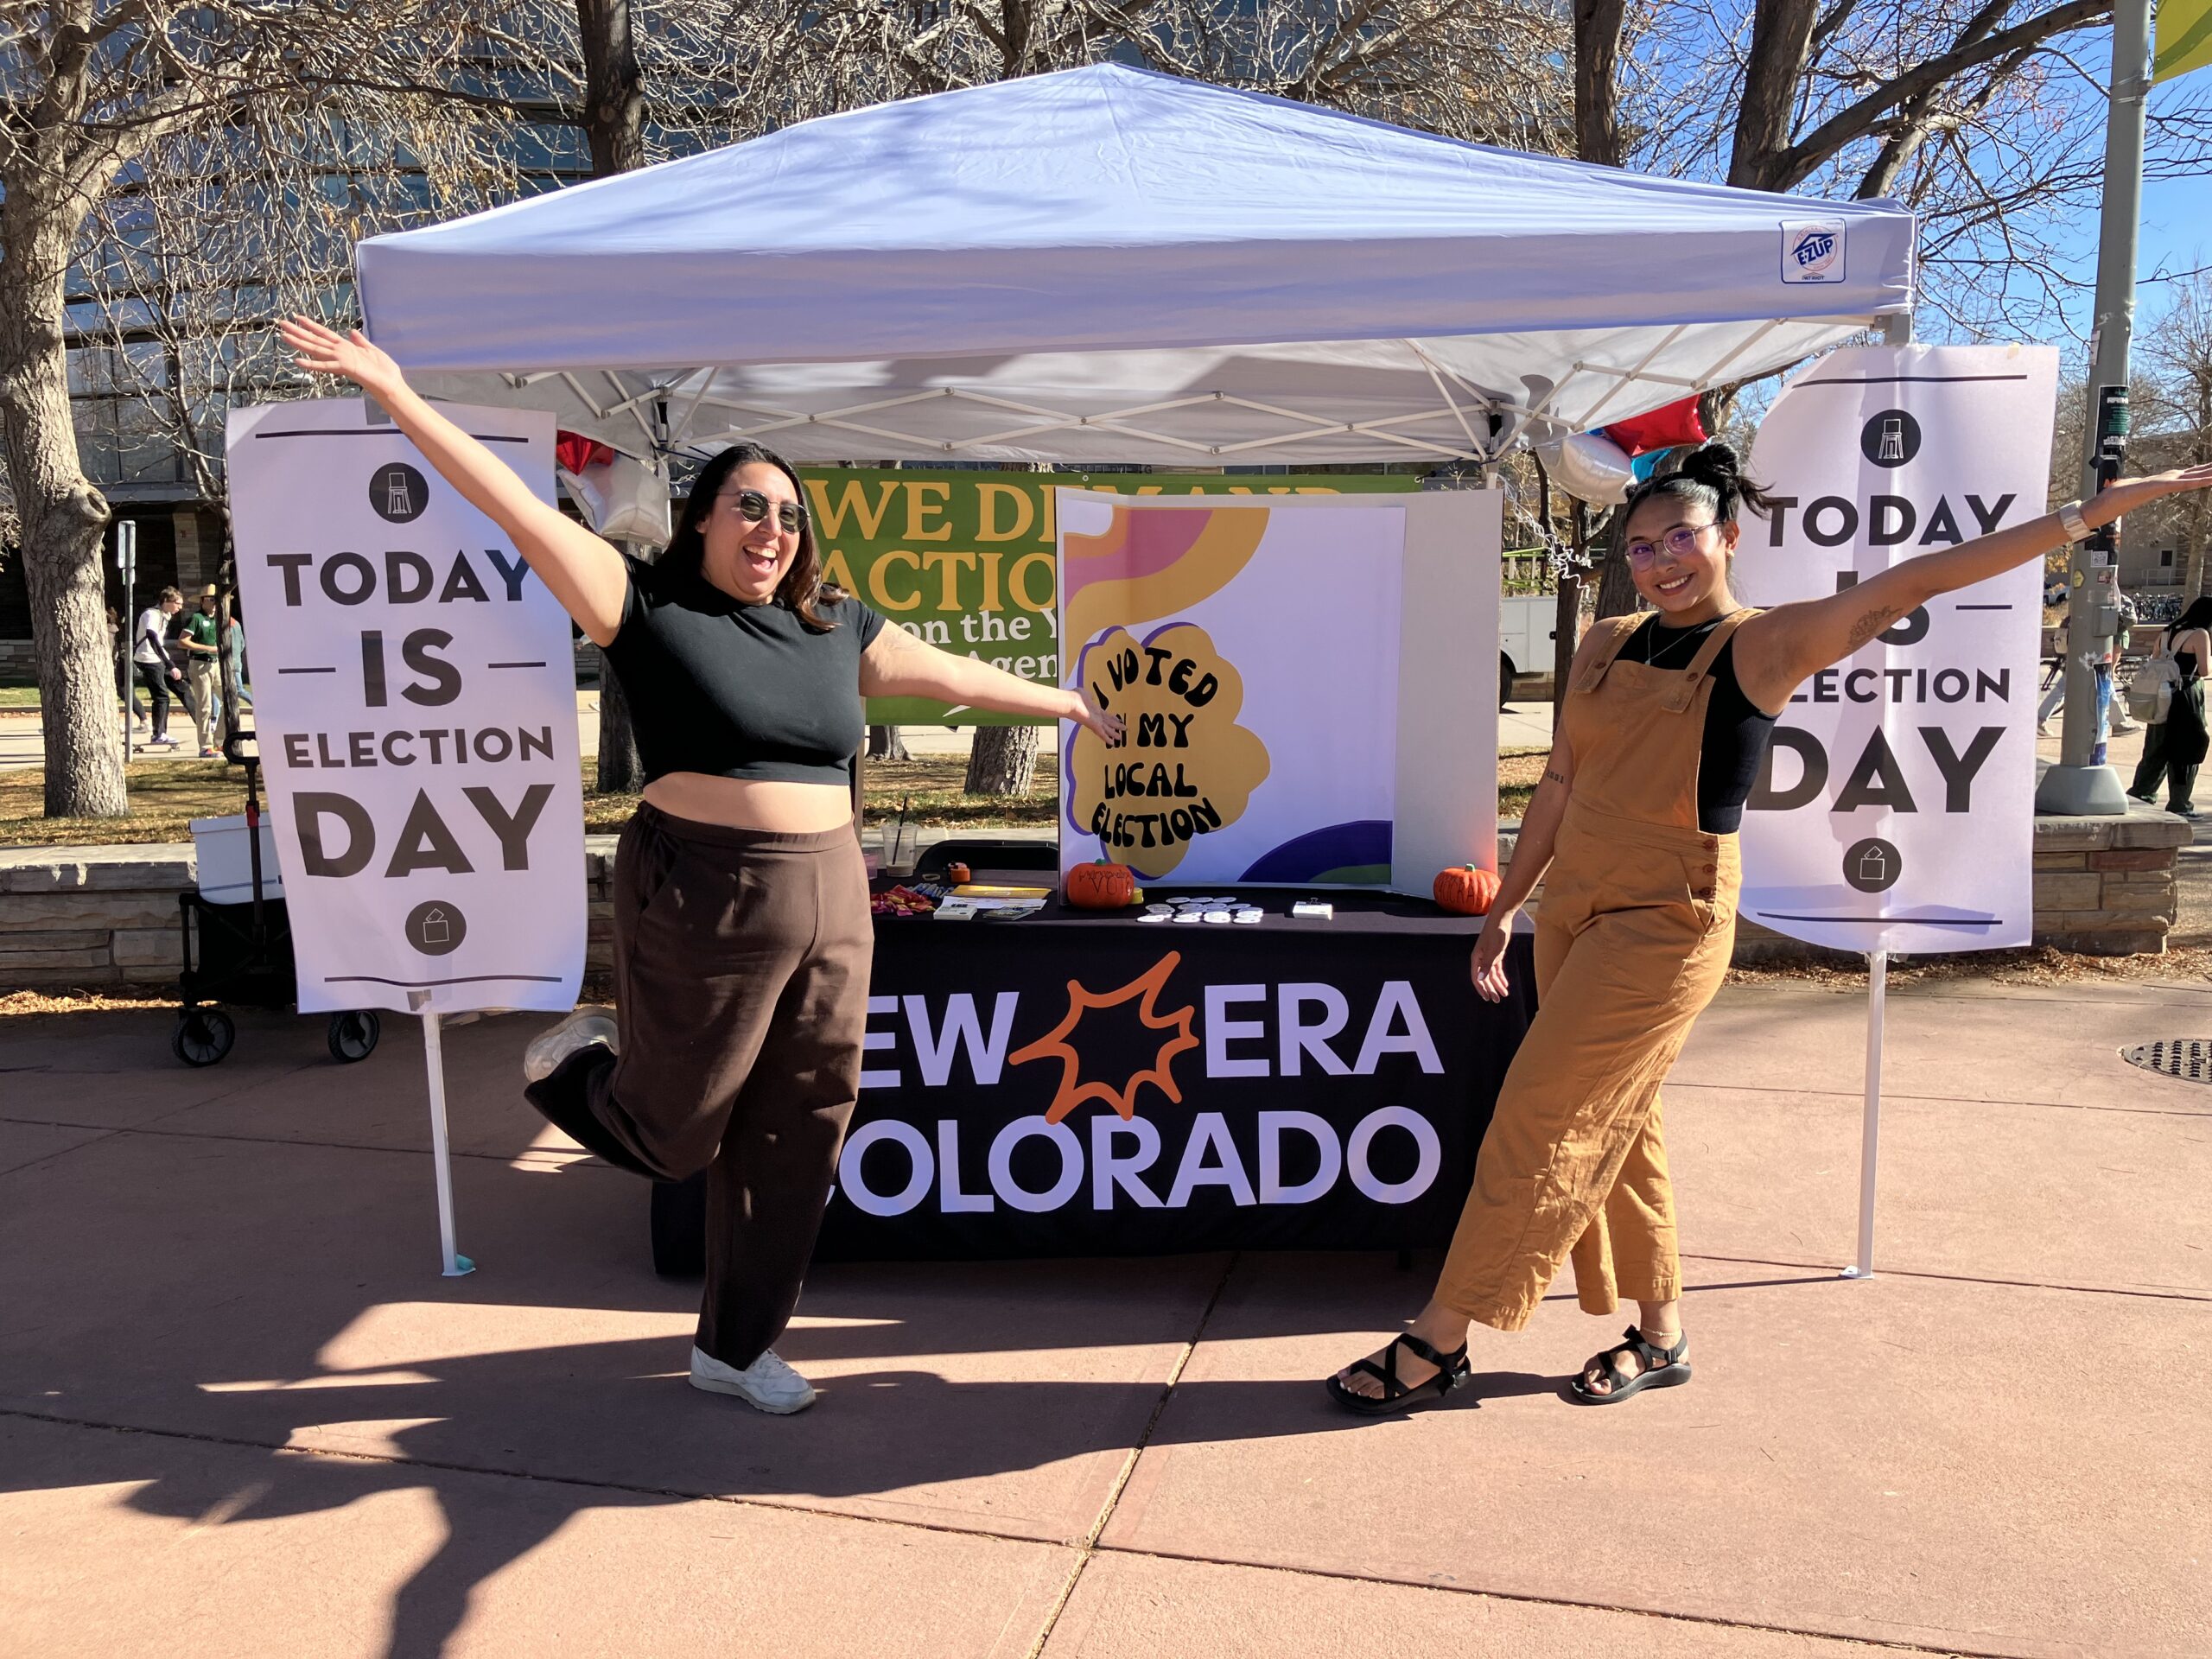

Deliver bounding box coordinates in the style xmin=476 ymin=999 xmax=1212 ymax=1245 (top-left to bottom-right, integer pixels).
xmin=1066 ymin=859 xmax=1141 ymax=910
xmin=1433 ymin=864 xmax=1500 ymax=916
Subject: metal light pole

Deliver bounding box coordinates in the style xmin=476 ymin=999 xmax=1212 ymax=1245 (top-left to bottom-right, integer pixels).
xmin=116 ymin=519 xmax=138 ymax=764
xmin=2037 ymin=0 xmax=2152 ymax=817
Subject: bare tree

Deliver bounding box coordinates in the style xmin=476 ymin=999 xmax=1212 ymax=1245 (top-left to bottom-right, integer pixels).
xmin=0 ymin=2 xmax=589 ymax=817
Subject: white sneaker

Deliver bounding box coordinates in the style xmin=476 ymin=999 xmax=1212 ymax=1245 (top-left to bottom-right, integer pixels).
xmin=521 ymin=1004 xmax=618 ymax=1084
xmin=690 ymin=1345 xmax=818 ymax=1414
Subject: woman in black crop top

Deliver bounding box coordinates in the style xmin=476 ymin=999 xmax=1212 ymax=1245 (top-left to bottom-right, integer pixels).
xmin=1332 ymin=442 xmax=2212 ymax=1417
xmin=283 ymin=317 xmax=1120 ymax=1414
xmin=2130 ymin=596 xmax=2212 ymax=814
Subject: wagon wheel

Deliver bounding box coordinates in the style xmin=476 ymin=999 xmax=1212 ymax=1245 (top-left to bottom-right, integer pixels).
xmin=173 ymin=1007 xmax=236 ymax=1068
xmin=327 ymin=1009 xmax=381 ymax=1064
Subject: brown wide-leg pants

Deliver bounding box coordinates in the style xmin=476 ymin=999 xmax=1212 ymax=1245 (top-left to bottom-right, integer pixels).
xmin=1432 ymin=608 xmax=1754 ymax=1332
xmin=525 ymin=804 xmax=872 ymax=1369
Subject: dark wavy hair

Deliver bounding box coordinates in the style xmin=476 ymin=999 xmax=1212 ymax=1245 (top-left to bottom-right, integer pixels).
xmin=667 ymin=442 xmax=846 ymax=629
xmin=1618 ymin=441 xmax=1779 ymax=537
xmin=2169 ymin=596 xmax=2212 ymax=638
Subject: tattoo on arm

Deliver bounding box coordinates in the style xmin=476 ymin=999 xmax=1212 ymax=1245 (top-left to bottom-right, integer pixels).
xmin=1541 ymin=766 xmax=1569 ymax=789
xmin=1844 ymin=607 xmax=1899 ymax=650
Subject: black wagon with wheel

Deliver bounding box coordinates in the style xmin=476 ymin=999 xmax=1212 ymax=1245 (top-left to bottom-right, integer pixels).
xmin=172 ymin=734 xmax=380 ymax=1069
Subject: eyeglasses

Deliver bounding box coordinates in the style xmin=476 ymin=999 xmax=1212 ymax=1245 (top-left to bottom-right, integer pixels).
xmin=718 ymin=488 xmax=804 ymax=535
xmin=1624 ymin=522 xmax=1719 ymax=567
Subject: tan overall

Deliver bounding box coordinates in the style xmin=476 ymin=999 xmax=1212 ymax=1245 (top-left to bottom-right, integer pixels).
xmin=1434 ymin=608 xmax=1758 ymax=1331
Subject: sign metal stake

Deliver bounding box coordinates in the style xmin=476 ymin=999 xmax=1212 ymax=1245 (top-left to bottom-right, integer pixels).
xmin=1841 ymin=948 xmax=1885 ymax=1281
xmin=412 ymin=992 xmax=474 ymax=1278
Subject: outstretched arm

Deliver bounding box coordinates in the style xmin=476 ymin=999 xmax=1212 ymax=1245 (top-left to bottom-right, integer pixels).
xmin=1734 ymin=466 xmax=2212 ymax=713
xmin=860 ymin=624 xmax=1124 ymax=742
xmin=277 ymin=317 xmax=630 ymax=645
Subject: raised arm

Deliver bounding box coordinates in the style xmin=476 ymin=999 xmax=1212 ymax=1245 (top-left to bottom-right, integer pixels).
xmin=277 ymin=317 xmax=630 ymax=645
xmin=1733 ymin=465 xmax=2212 ymax=714
xmin=860 ymin=624 xmax=1123 ymax=741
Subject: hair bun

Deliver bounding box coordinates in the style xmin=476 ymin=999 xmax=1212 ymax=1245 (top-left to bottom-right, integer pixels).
xmin=1676 ymin=442 xmax=1743 ymax=484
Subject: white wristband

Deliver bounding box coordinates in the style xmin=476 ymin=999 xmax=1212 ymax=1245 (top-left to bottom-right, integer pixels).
xmin=2057 ymin=499 xmax=2093 ymax=542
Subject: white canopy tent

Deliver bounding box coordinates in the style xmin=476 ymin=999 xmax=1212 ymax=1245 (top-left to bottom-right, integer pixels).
xmin=357 ymin=63 xmax=1916 ymax=467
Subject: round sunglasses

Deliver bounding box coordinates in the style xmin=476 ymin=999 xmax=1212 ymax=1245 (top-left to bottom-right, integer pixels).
xmin=717 ymin=487 xmax=805 ymax=535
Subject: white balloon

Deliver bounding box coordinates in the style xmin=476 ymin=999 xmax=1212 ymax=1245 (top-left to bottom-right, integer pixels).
xmin=1537 ymin=430 xmax=1637 ymax=505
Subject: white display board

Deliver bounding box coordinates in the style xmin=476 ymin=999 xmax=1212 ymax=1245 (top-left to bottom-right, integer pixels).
xmin=1057 ymin=489 xmax=1499 ymax=893
xmin=226 ymin=397 xmax=586 ymax=1014
xmin=1733 ymin=344 xmax=2057 ymax=953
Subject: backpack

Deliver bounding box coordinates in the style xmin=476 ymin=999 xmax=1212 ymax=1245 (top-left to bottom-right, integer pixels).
xmin=2129 ymin=643 xmax=2179 ymax=725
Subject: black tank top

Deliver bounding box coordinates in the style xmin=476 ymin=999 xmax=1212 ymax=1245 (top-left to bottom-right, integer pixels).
xmin=1627 ymin=613 xmax=1779 ymax=834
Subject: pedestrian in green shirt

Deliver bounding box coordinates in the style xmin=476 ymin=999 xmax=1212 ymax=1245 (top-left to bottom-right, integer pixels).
xmin=181 ymin=586 xmax=225 ymax=757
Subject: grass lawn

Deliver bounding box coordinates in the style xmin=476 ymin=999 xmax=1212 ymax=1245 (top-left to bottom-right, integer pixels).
xmin=1 ymin=753 xmax=1535 ymax=849
xmin=0 ymin=757 xmax=1056 ymax=848
xmin=0 ymin=686 xmax=40 ymax=709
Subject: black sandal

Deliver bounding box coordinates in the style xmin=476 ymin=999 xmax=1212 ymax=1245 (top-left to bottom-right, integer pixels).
xmin=1572 ymin=1325 xmax=1691 ymax=1405
xmin=1325 ymin=1333 xmax=1471 ymax=1416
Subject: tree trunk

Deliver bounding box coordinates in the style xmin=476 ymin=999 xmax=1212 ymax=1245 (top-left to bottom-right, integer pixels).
xmin=868 ymin=724 xmax=912 ymax=760
xmin=0 ymin=193 xmax=125 ymax=817
xmin=1593 ymin=529 xmax=1641 ymax=619
xmin=964 ymin=722 xmax=1039 ymax=795
xmin=575 ymin=0 xmax=645 ymax=175
xmin=576 ymin=0 xmax=651 ymax=792
xmin=1572 ymin=0 xmax=1627 ymax=167
xmin=1729 ymin=0 xmax=1821 ymax=189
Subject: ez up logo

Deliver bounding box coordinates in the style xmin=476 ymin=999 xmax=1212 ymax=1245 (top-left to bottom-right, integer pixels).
xmin=1782 ymin=219 xmax=1846 ymax=284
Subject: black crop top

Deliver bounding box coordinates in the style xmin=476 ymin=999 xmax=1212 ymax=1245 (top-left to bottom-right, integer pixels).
xmin=1627 ymin=614 xmax=1780 ymax=835
xmin=604 ymin=552 xmax=887 ymax=787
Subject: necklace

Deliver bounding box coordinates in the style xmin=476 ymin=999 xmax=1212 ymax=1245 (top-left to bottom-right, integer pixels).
xmin=1637 ymin=616 xmax=1715 ymax=667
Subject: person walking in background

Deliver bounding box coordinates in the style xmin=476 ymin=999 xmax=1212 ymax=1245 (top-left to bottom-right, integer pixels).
xmin=222 ymin=602 xmax=251 ymax=716
xmin=2130 ymin=597 xmax=2212 ymax=817
xmin=107 ymin=606 xmax=145 ymax=731
xmin=2110 ymin=590 xmax=2141 ymax=737
xmin=130 ymin=588 xmax=185 ymax=748
xmin=180 ymin=586 xmax=226 ymax=757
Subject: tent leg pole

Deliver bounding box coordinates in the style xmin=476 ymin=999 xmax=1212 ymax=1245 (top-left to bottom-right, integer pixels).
xmin=1841 ymin=949 xmax=1885 ymax=1281
xmin=423 ymin=1010 xmax=474 ymax=1278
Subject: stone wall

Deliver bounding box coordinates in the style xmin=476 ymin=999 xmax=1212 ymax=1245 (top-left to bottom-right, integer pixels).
xmin=2029 ymin=803 xmax=2190 ymax=956
xmin=0 ymin=810 xmax=2190 ymax=988
xmin=1 ymin=845 xmax=194 ymax=985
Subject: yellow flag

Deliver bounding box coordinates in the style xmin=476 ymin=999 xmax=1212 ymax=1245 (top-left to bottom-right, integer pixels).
xmin=2156 ymin=0 xmax=2212 ymax=81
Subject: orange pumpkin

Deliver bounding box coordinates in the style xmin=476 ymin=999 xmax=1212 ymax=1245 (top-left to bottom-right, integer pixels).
xmin=1066 ymin=859 xmax=1140 ymax=909
xmin=1433 ymin=864 xmax=1500 ymax=916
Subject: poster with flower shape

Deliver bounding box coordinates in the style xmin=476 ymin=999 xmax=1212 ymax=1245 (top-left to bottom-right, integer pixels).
xmin=1058 ymin=494 xmax=1404 ymax=884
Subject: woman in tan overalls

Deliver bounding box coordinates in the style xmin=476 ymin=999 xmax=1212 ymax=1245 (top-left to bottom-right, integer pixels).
xmin=1331 ymin=442 xmax=2212 ymax=1414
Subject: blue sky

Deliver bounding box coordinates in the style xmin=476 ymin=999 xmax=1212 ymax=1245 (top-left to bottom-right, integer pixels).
xmin=2138 ymin=169 xmax=2210 ymax=289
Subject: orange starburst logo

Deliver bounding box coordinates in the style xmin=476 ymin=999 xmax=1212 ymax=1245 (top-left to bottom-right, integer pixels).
xmin=1007 ymin=951 xmax=1199 ymax=1124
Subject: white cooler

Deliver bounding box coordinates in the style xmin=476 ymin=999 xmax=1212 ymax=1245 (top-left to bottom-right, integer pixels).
xmin=189 ymin=813 xmax=285 ymax=904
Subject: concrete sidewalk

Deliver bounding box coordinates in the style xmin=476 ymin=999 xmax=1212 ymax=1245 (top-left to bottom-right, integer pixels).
xmin=1 ymin=976 xmax=2206 ymax=1657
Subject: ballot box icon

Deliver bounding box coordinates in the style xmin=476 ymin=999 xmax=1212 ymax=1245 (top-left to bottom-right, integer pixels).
xmin=405 ymin=899 xmax=467 ymax=956
xmin=1843 ymin=837 xmax=1902 ymax=895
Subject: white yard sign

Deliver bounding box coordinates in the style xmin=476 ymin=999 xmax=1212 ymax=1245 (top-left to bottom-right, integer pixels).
xmin=226 ymin=398 xmax=584 ymax=1015
xmin=1734 ymin=344 xmax=2057 ymax=954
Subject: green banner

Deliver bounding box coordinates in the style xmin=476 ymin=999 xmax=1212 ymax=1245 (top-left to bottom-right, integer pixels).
xmin=797 ymin=468 xmax=1420 ymax=724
